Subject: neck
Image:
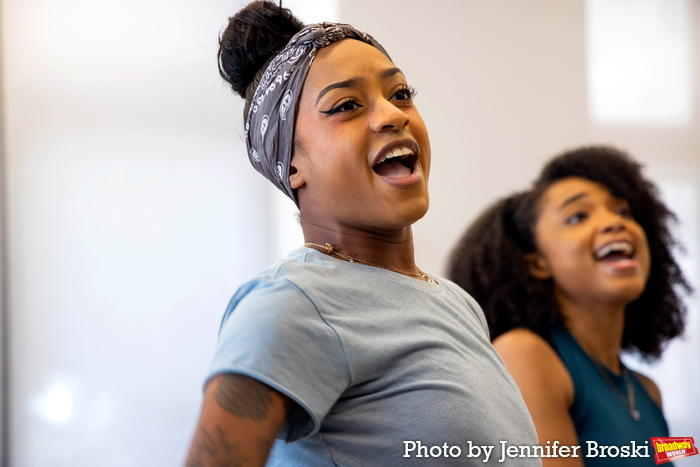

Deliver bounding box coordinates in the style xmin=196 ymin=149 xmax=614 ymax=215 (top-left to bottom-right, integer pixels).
xmin=556 ymin=290 xmax=626 ymax=374
xmin=300 ymin=218 xmax=419 ymax=276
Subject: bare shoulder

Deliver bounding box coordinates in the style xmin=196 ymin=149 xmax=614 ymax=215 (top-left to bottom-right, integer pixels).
xmin=494 ymin=328 xmax=555 ymax=355
xmin=493 ymin=328 xmax=574 ymax=405
xmin=630 ymin=370 xmax=663 ymax=409
xmin=494 ymin=329 xmax=583 ymax=465
xmin=493 ymin=329 xmax=566 ymax=374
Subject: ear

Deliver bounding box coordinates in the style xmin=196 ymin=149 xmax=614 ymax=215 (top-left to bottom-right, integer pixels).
xmin=524 ymin=251 xmax=552 ymax=280
xmin=288 ymin=152 xmax=306 ymax=190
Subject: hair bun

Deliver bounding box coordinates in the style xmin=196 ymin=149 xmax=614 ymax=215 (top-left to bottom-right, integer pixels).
xmin=218 ymin=1 xmax=305 ymax=98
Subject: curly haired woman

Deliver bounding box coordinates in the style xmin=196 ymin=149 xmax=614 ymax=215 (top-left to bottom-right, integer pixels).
xmin=449 ymin=146 xmax=690 ymax=467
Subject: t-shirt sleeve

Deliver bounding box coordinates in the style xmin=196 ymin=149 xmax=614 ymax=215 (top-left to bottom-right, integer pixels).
xmin=206 ymin=276 xmax=350 ymax=442
xmin=467 ymin=293 xmax=491 ymax=339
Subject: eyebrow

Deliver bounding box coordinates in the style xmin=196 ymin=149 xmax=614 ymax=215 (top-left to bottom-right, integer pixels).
xmin=315 ymin=67 xmax=405 ymax=105
xmin=382 ymin=67 xmax=404 ymax=79
xmin=316 ymin=77 xmax=364 ymax=104
xmin=558 ymin=192 xmax=588 ymax=211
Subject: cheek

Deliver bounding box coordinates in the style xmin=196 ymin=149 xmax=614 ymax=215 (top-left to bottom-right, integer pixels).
xmin=307 ymin=141 xmax=371 ymax=201
xmin=411 ymin=112 xmax=431 ymax=171
xmin=543 ymin=236 xmax=592 ymax=282
xmin=638 ymin=233 xmax=652 ymax=280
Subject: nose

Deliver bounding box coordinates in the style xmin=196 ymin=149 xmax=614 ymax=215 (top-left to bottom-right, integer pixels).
xmin=370 ymin=99 xmax=410 ymax=132
xmin=600 ymin=211 xmax=626 ymax=234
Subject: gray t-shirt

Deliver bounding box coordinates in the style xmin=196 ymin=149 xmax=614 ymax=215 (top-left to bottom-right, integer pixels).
xmin=208 ymin=247 xmax=540 ymax=466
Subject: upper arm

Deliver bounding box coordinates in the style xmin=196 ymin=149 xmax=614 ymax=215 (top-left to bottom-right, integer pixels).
xmin=185 ymin=373 xmax=293 ymax=467
xmin=631 ymin=370 xmax=662 ymax=409
xmin=210 ymin=279 xmax=350 ymax=440
xmin=493 ymin=329 xmax=584 ymax=467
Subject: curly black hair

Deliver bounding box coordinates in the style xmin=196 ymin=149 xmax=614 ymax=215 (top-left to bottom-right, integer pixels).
xmin=448 ymin=146 xmax=690 ymax=358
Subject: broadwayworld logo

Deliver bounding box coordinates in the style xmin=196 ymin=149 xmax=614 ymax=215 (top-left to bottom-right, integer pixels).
xmin=651 ymin=437 xmax=698 ymax=464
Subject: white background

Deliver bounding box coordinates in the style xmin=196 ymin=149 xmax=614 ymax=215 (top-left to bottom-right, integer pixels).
xmin=2 ymin=0 xmax=699 ymax=465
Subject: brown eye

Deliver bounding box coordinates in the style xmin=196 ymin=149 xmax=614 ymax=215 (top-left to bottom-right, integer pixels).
xmin=320 ymin=98 xmax=362 ymax=115
xmin=566 ymin=212 xmax=587 ymax=225
xmin=390 ymin=85 xmax=417 ymax=102
xmin=616 ymin=206 xmax=632 ymax=218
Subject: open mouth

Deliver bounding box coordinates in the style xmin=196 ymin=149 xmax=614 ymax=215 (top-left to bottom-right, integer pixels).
xmin=594 ymin=241 xmax=635 ymax=263
xmin=372 ymin=146 xmax=418 ymax=178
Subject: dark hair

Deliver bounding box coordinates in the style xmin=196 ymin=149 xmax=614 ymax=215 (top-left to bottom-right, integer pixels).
xmin=448 ymin=146 xmax=690 ymax=358
xmin=218 ymin=1 xmax=304 ymax=119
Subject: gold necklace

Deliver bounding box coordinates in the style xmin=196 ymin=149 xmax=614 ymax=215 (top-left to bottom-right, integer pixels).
xmin=570 ymin=330 xmax=640 ymax=421
xmin=304 ymin=242 xmax=438 ymax=284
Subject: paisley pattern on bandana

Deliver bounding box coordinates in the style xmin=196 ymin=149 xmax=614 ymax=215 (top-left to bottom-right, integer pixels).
xmin=260 ymin=115 xmax=269 ymax=138
xmin=244 ymin=22 xmax=390 ymax=207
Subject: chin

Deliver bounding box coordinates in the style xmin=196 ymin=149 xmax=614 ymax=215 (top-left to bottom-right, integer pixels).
xmin=600 ymin=282 xmax=647 ymax=306
xmin=395 ymin=196 xmax=430 ymax=226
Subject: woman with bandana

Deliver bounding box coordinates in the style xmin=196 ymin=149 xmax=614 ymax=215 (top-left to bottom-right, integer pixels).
xmin=185 ymin=2 xmax=540 ymax=466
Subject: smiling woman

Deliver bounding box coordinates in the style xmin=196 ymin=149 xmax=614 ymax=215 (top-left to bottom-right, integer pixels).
xmin=292 ymin=38 xmax=431 ymax=239
xmin=449 ymin=146 xmax=690 ymax=467
xmin=184 ymin=1 xmax=541 ymax=466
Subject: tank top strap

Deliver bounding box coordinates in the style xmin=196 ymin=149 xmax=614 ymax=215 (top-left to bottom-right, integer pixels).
xmin=548 ymin=323 xmax=671 ymax=467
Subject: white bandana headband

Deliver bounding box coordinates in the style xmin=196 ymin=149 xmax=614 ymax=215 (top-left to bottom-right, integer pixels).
xmin=245 ymin=22 xmax=390 ymax=207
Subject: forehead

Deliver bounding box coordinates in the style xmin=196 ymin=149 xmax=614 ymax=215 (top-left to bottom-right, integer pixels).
xmin=540 ymin=177 xmax=615 ymax=210
xmin=304 ymin=39 xmax=396 ymax=90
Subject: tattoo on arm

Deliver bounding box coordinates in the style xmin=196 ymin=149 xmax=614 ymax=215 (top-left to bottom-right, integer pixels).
xmin=215 ymin=374 xmax=274 ymax=421
xmin=257 ymin=420 xmax=282 ymax=460
xmin=185 ymin=426 xmax=247 ymax=467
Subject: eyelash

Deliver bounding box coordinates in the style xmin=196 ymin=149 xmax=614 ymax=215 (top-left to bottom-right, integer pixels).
xmin=392 ymin=85 xmax=417 ymax=102
xmin=320 ymin=97 xmax=360 ymax=115
xmin=565 ymin=206 xmax=632 ymax=225
xmin=320 ymin=85 xmax=418 ymax=115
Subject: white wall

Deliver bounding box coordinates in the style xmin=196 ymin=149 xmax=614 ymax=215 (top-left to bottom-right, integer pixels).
xmin=2 ymin=0 xmax=699 ymax=465
xmin=2 ymin=1 xmax=270 ymax=465
xmin=1 ymin=0 xmax=336 ymax=465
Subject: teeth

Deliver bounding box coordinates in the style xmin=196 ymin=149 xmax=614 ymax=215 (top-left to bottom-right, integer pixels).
xmin=595 ymin=241 xmax=634 ymax=259
xmin=375 ymin=147 xmax=414 ymax=165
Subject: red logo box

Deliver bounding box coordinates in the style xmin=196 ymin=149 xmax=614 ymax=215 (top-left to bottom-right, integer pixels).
xmin=651 ymin=437 xmax=698 ymax=464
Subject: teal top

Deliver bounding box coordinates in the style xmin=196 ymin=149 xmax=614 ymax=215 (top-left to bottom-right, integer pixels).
xmin=549 ymin=324 xmax=670 ymax=467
